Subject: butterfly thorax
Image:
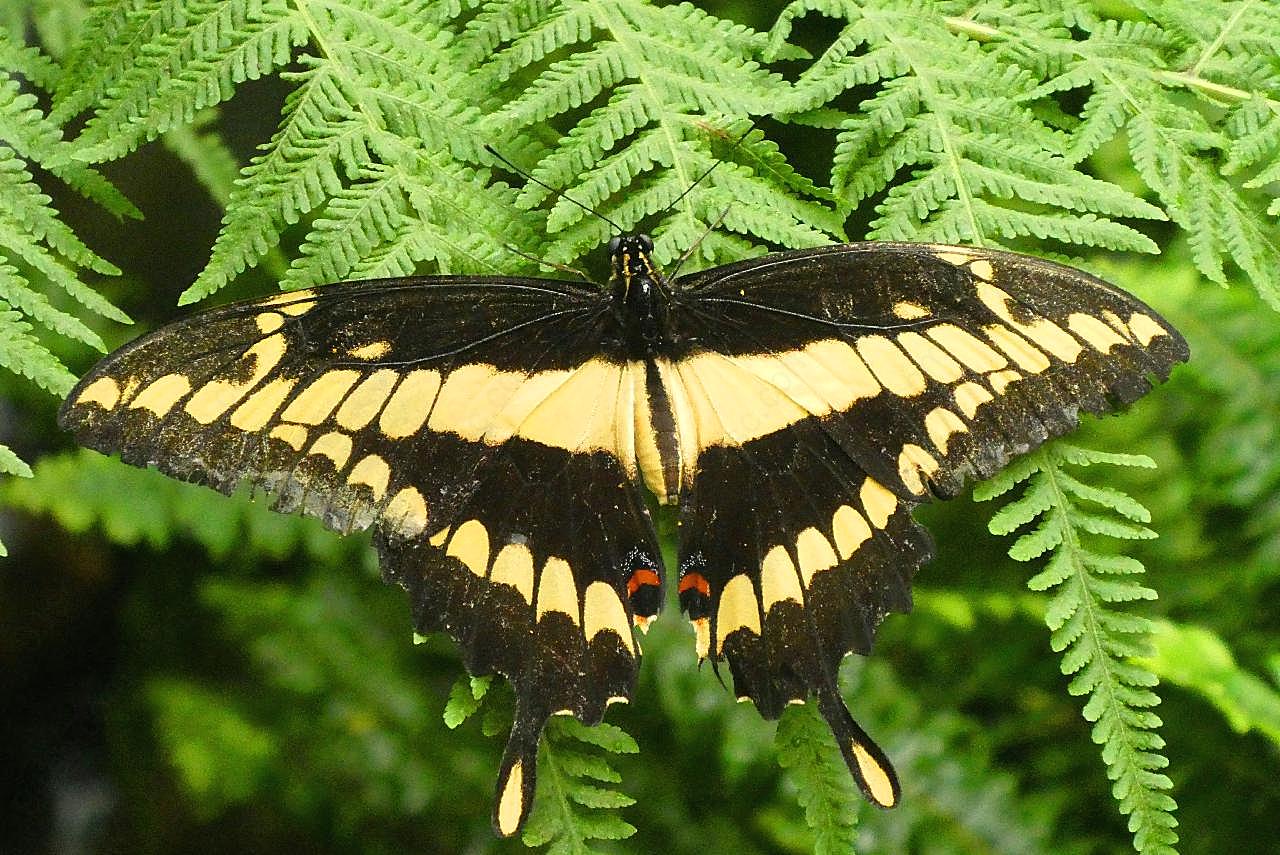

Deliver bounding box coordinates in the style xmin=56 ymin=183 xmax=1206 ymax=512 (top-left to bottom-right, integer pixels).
xmin=608 ymin=234 xmax=675 ymax=359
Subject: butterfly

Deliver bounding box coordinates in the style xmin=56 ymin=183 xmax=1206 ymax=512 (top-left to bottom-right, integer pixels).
xmin=59 ymin=234 xmax=1187 ymax=835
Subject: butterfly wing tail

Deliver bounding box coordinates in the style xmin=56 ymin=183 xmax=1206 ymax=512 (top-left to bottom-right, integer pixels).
xmin=815 ymin=686 xmax=900 ymax=809
xmin=492 ymin=698 xmax=546 ymax=837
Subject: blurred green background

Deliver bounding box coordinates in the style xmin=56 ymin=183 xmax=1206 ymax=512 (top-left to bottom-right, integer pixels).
xmin=2 ymin=1 xmax=1280 ymax=854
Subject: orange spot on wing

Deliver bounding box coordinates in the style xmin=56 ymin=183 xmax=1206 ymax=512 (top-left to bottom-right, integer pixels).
xmin=627 ymin=568 xmax=661 ymax=596
xmin=678 ymin=572 xmax=710 ymax=597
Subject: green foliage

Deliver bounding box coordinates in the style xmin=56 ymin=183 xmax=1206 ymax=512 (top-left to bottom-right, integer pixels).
xmin=975 ymin=444 xmax=1177 ymax=854
xmin=774 ymin=703 xmax=859 ymax=855
xmin=6 ymin=0 xmax=1280 ymax=852
xmin=522 ymin=718 xmax=639 ymax=854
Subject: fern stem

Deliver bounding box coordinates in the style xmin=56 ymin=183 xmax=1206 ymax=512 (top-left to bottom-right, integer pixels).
xmin=1188 ymin=0 xmax=1256 ymax=77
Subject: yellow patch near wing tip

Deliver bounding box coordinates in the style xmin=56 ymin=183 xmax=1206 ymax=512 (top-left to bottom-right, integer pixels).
xmin=255 ymin=312 xmax=284 ymax=333
xmin=898 ymin=443 xmax=939 ymax=495
xmin=831 ymin=504 xmax=871 ymax=559
xmin=308 ymin=431 xmax=353 ymax=469
xmin=77 ymin=377 xmax=121 ymax=410
xmin=860 ymin=478 xmax=898 ymax=529
xmin=130 ymin=374 xmax=192 ymax=417
xmin=935 ymin=250 xmax=972 ymax=265
xmin=490 ymin=542 xmax=535 ymax=603
xmin=852 ymin=742 xmax=897 ymax=807
xmin=795 ymin=527 xmax=838 ymax=586
xmin=716 ymin=574 xmax=762 ymax=648
xmin=1128 ymin=312 xmax=1169 ymax=346
xmin=346 ymin=454 xmax=391 ymax=501
xmin=263 ymin=289 xmax=317 ymax=316
xmin=268 ymin=423 xmax=307 ymax=450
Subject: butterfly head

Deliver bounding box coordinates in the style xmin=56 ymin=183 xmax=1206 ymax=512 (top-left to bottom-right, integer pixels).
xmin=608 ymin=233 xmax=673 ymax=355
xmin=607 ymin=233 xmax=657 ymax=284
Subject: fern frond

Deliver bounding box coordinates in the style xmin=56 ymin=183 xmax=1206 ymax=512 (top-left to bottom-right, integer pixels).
xmin=975 ymin=443 xmax=1179 ymax=855
xmin=775 ymin=703 xmax=858 ymax=855
xmin=522 ymin=717 xmax=639 ymax=854
xmin=475 ymin=1 xmax=831 ymax=268
xmin=774 ymin=0 xmax=1164 ymax=252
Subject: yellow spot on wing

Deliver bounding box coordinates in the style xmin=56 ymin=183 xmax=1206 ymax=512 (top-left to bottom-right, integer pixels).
xmin=953 ymin=382 xmax=994 ymax=419
xmin=893 ymin=301 xmax=931 ymax=320
xmin=280 ymin=369 xmax=361 ymax=424
xmin=336 ymin=369 xmax=398 ymax=431
xmin=185 ymin=334 xmax=287 ymax=424
xmin=583 ymin=581 xmax=634 ymax=655
xmin=130 ymin=374 xmax=192 ymax=417
xmin=491 ymin=543 xmax=535 ymax=604
xmin=346 ymin=340 xmax=391 ymax=360
xmin=346 ymin=454 xmax=391 ymax=500
xmin=852 ymin=742 xmax=897 ymax=807
xmin=384 ymin=486 xmax=428 ymax=536
xmin=977 ymin=283 xmax=1081 ymax=364
xmin=379 ymin=369 xmax=442 ymax=438
xmin=984 ymin=324 xmax=1050 ymax=373
xmin=969 ymin=259 xmax=994 ymax=281
xmin=760 ymin=545 xmax=803 ymax=611
xmin=897 ymin=332 xmax=963 ymax=384
xmin=429 ymin=364 xmax=526 ymax=439
xmin=988 ymin=369 xmax=1021 ymax=394
xmin=229 ymin=377 xmax=295 ymax=430
xmin=269 ymin=423 xmax=307 ymax=450
xmin=831 ymin=504 xmax=871 ymax=559
xmin=927 ymin=324 xmax=1007 ymax=373
xmin=536 ymin=557 xmax=579 ymax=626
xmin=308 ymin=431 xmax=353 ymax=469
xmin=803 ymin=339 xmax=881 ymax=403
xmin=716 ymin=574 xmax=761 ymax=650
xmin=1068 ymin=312 xmax=1127 ymax=352
xmin=795 ymin=527 xmax=838 ymax=586
xmin=856 ymin=335 xmax=926 ymax=397
xmin=897 ymin=443 xmax=938 ymax=494
xmin=1127 ymin=312 xmax=1168 ymax=346
xmin=675 ymin=351 xmax=811 ymax=446
xmin=496 ymin=760 xmax=524 ymax=837
xmin=935 ymin=250 xmax=972 ymax=265
xmin=261 ymin=289 xmax=317 ymax=316
xmin=692 ymin=617 xmax=710 ymax=660
xmin=77 ymin=377 xmax=121 ymax=410
xmin=255 ymin=312 xmax=284 ymax=333
xmin=924 ymin=407 xmax=968 ymax=454
xmin=446 ymin=519 xmax=490 ymax=577
xmin=860 ymin=478 xmax=897 ymax=529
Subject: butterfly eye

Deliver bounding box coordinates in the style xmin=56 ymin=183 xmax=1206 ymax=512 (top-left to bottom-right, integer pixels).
xmin=638 ymin=234 xmax=653 ymax=252
xmin=608 ymin=236 xmax=621 ymax=255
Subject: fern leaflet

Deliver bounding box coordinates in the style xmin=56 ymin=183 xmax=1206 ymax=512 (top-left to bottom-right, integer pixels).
xmin=974 ymin=443 xmax=1179 ymax=855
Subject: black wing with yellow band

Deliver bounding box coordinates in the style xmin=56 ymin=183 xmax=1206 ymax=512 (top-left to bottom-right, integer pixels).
xmin=669 ymin=242 xmax=1187 ymax=805
xmin=58 ymin=276 xmax=665 ymax=836
xmin=59 ymin=237 xmax=1187 ymax=835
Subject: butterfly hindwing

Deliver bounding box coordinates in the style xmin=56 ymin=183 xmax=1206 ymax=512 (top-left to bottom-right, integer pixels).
xmin=58 ymin=276 xmax=662 ymax=836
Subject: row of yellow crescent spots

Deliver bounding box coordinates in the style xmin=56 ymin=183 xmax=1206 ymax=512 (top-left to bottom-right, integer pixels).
xmin=422 ymin=518 xmax=638 ymax=655
xmin=693 ymin=477 xmax=899 ymax=660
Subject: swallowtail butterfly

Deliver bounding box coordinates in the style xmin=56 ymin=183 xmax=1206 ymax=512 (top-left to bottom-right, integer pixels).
xmin=60 ymin=236 xmax=1187 ymax=835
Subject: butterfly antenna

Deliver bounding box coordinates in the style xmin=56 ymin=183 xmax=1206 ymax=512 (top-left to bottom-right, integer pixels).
xmin=502 ymin=242 xmax=593 ymax=283
xmin=485 ymin=145 xmax=623 ymax=234
xmin=667 ymin=204 xmax=732 ymax=282
xmin=658 ymin=120 xmax=759 ymax=220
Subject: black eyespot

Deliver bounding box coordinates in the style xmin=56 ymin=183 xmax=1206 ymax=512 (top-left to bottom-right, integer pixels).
xmin=638 ymin=234 xmax=653 ymax=252
xmin=608 ymin=236 xmax=621 ymax=255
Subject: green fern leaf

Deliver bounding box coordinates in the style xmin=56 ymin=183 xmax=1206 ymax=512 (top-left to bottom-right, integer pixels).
xmin=975 ymin=443 xmax=1179 ymax=855
xmin=774 ymin=0 xmax=1164 ymax=252
xmin=775 ymin=702 xmax=859 ymax=855
xmin=521 ymin=717 xmax=638 ymax=854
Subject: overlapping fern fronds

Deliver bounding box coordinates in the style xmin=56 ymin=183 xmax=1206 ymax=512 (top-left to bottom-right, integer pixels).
xmin=0 ymin=28 xmax=133 ymax=551
xmin=768 ymin=0 xmax=1166 ymax=253
xmin=975 ymin=445 xmax=1178 ymax=855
